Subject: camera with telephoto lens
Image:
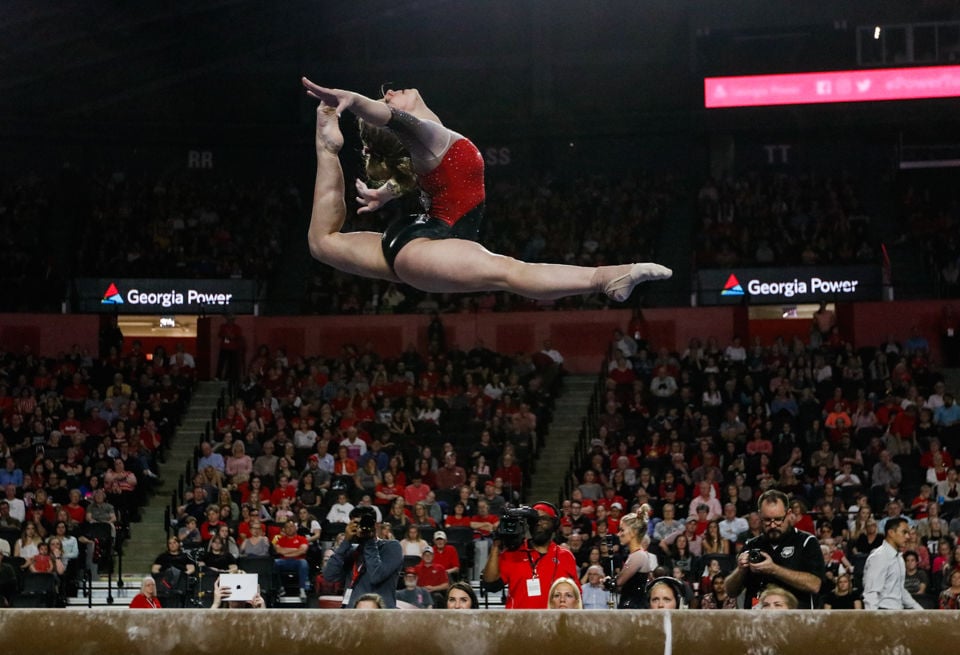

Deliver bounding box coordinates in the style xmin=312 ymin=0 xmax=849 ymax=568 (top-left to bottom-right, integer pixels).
xmin=748 ymin=549 xmax=765 ymax=564
xmin=494 ymin=506 xmax=539 ymax=550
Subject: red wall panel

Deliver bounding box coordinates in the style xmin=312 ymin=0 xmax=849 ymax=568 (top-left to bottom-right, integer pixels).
xmin=4 ymin=299 xmax=955 ymax=378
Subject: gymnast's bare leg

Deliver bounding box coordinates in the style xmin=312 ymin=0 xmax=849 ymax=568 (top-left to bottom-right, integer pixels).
xmin=394 ymin=239 xmax=670 ymax=302
xmin=306 ymin=104 xmax=400 ymax=283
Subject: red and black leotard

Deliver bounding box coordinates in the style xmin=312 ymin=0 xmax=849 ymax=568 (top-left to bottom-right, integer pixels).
xmin=379 ymin=110 xmax=486 ymax=270
xmin=417 ymin=138 xmax=485 ymax=227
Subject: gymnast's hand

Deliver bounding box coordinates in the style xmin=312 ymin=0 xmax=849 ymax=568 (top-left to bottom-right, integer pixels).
xmin=302 ymin=77 xmax=354 ymax=116
xmin=355 ymin=179 xmax=393 ymax=214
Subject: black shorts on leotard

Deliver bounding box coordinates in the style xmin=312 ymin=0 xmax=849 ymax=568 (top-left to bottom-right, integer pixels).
xmin=380 ymin=203 xmax=484 ymax=272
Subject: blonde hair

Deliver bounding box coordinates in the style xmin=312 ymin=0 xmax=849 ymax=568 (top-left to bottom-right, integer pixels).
xmin=759 ymin=584 xmax=798 ymax=609
xmin=548 ymin=577 xmax=583 ymax=609
xmin=620 ymin=503 xmax=651 ymax=539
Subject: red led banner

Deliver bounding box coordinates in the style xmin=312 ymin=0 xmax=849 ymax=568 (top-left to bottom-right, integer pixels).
xmin=704 ymin=65 xmax=960 ymax=108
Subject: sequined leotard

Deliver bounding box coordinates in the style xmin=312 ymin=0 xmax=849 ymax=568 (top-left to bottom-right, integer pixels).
xmin=378 ymin=109 xmax=486 ymax=270
xmin=417 ymin=138 xmax=485 ymax=227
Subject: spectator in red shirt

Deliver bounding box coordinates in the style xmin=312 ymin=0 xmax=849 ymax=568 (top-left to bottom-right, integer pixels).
xmin=920 ymin=438 xmax=954 ymax=470
xmin=64 ymin=489 xmax=86 ymax=525
xmin=58 ymin=408 xmax=82 ymax=438
xmin=138 ymin=420 xmax=163 ymax=453
xmin=445 ymin=502 xmax=472 ymax=529
xmin=470 ymin=498 xmax=500 ymax=580
xmin=494 ymin=453 xmax=523 ymax=499
xmin=216 ymin=405 xmax=246 ymax=440
xmin=273 ymin=519 xmax=310 ymax=600
xmin=430 ymin=531 xmax=460 ymax=580
xmin=271 ymin=474 xmax=298 ymax=507
xmin=62 ymin=373 xmax=91 ymax=410
xmin=332 ymin=446 xmax=358 ymax=477
xmin=81 ymin=406 xmax=109 ymax=439
xmin=889 ymin=404 xmax=918 ymax=453
xmin=413 ymin=546 xmax=449 ymax=607
xmin=128 ymin=576 xmax=162 ymax=609
xmin=403 ymin=473 xmax=431 ymax=507
xmin=435 ymin=452 xmax=466 ymax=491
xmin=200 ymin=505 xmax=224 ymax=543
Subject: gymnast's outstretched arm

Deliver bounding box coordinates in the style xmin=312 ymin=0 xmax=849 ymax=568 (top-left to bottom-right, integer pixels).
xmin=301 ymin=78 xmax=454 ymax=174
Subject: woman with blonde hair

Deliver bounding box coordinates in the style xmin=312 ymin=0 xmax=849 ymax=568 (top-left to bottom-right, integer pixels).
xmin=225 ymin=442 xmax=253 ymax=481
xmin=758 ymin=584 xmax=798 ymax=610
xmin=548 ymin=577 xmax=583 ymax=609
xmin=608 ymin=504 xmax=655 ymax=608
xmin=128 ymin=576 xmax=162 ymax=609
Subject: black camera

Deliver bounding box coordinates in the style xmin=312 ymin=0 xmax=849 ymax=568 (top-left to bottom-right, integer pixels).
xmin=602 ymin=576 xmax=619 ymax=592
xmin=358 ymin=511 xmax=377 ymax=537
xmin=494 ymin=506 xmax=539 ymax=550
xmin=748 ymin=549 xmax=765 ymax=564
xmin=352 ymin=506 xmax=378 ymax=540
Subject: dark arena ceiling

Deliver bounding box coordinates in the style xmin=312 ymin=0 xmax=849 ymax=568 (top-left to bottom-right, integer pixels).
xmin=0 ymin=0 xmax=956 ymax=143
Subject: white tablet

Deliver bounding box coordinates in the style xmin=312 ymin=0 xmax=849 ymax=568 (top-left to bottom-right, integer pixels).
xmin=219 ymin=573 xmax=258 ymax=602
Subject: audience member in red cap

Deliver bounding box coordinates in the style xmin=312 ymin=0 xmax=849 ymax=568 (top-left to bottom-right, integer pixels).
xmin=431 ymin=530 xmax=460 ymax=579
xmin=396 ymin=567 xmax=433 ymax=608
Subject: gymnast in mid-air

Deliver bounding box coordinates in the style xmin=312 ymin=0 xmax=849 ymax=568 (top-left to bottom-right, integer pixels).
xmin=302 ymin=77 xmax=671 ymax=302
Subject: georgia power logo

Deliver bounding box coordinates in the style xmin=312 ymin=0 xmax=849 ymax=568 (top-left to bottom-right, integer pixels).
xmin=101 ymin=282 xmax=124 ymax=305
xmin=719 ymin=272 xmax=863 ymax=299
xmin=99 ymin=282 xmax=235 ymax=308
xmin=721 ymin=274 xmax=744 ymax=296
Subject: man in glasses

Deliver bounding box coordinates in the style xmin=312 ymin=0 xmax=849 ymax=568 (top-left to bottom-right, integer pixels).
xmin=724 ymin=489 xmax=824 ymax=609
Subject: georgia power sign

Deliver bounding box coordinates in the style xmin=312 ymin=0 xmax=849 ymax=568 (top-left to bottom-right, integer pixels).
xmin=75 ymin=278 xmax=256 ymax=314
xmin=699 ymin=266 xmax=881 ymax=305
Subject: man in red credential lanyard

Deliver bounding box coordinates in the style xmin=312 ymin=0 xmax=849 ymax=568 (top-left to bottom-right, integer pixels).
xmin=483 ymin=501 xmax=579 ymax=609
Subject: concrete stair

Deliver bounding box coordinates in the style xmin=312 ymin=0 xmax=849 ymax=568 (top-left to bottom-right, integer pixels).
xmin=67 ymin=576 xmax=145 ymax=608
xmin=121 ymin=381 xmax=227 ymax=573
xmin=526 ymin=374 xmax=599 ymax=506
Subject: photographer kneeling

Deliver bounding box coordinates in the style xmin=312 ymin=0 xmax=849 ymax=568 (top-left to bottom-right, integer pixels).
xmin=482 ymin=502 xmax=580 ymax=609
xmin=323 ymin=505 xmax=403 ymax=608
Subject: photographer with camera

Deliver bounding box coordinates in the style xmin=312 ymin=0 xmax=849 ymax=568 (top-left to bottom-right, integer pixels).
xmin=724 ymin=489 xmax=824 ymax=609
xmin=323 ymin=505 xmax=403 ymax=608
xmin=605 ymin=505 xmax=656 ymax=608
xmin=483 ymin=501 xmax=579 ymax=609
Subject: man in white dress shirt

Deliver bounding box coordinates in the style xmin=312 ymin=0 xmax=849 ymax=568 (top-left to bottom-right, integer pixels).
xmin=862 ymin=517 xmax=923 ymax=610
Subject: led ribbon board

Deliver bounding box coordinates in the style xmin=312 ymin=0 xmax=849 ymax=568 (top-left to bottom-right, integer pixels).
xmin=705 ymin=65 xmax=960 ymax=108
